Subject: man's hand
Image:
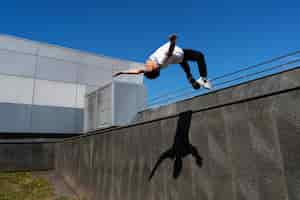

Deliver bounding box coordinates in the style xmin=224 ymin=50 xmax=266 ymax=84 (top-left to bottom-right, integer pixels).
xmin=113 ymin=69 xmax=144 ymax=77
xmin=113 ymin=72 xmax=123 ymax=77
xmin=166 ymin=34 xmax=177 ymax=58
xmin=168 ymin=34 xmax=177 ymax=43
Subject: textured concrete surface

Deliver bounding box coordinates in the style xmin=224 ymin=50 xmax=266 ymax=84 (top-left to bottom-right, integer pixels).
xmin=0 ymin=67 xmax=298 ymax=199
xmin=136 ymin=67 xmax=300 ymax=123
xmin=55 ymin=67 xmax=300 ymax=200
xmin=0 ymin=142 xmax=54 ymax=172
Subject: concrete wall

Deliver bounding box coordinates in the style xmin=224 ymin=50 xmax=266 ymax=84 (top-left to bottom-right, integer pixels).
xmin=0 ymin=34 xmax=144 ymax=133
xmin=54 ymin=67 xmax=300 ymax=200
xmin=0 ymin=142 xmax=54 ymax=172
xmin=137 ymin=67 xmax=300 ymax=123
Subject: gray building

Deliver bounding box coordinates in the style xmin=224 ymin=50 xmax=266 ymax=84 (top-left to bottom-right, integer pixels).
xmin=0 ymin=34 xmax=144 ymax=134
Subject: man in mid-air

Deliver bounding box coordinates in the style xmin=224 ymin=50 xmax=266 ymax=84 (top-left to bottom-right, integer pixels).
xmin=114 ymin=34 xmax=212 ymax=90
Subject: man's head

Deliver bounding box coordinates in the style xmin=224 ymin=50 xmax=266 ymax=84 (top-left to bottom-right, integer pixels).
xmin=144 ymin=60 xmax=160 ymax=79
xmin=144 ymin=69 xmax=160 ymax=79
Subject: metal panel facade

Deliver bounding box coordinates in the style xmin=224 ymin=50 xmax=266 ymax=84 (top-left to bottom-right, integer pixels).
xmin=31 ymin=105 xmax=83 ymax=133
xmin=84 ymin=81 xmax=147 ymax=131
xmin=0 ymin=34 xmax=143 ymax=133
xmin=0 ymin=103 xmax=31 ymax=132
xmin=113 ymin=81 xmax=147 ymax=125
xmin=0 ymin=49 xmax=36 ymax=77
xmin=34 ymin=79 xmax=77 ymax=108
xmin=77 ymin=64 xmax=112 ymax=86
xmin=0 ymin=74 xmax=34 ymax=104
xmin=36 ymin=57 xmax=79 ymax=83
xmin=0 ymin=35 xmax=38 ymax=54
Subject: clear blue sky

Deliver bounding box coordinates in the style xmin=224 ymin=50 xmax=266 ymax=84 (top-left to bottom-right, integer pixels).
xmin=0 ymin=0 xmax=299 ymax=101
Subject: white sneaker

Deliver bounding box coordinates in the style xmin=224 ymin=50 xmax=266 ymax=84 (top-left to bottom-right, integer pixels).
xmin=196 ymin=77 xmax=213 ymax=90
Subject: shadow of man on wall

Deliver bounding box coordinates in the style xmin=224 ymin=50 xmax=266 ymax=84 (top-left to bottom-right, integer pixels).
xmin=149 ymin=110 xmax=203 ymax=180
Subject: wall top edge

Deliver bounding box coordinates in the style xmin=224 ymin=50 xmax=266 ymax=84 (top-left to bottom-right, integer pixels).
xmin=0 ymin=33 xmax=143 ymax=65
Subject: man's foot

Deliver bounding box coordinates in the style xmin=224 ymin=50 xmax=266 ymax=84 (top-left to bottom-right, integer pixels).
xmin=196 ymin=77 xmax=212 ymax=90
xmin=189 ymin=77 xmax=201 ymax=90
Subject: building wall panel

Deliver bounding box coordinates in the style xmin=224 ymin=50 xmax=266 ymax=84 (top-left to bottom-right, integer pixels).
xmin=38 ymin=45 xmax=84 ymax=63
xmin=0 ymin=74 xmax=34 ymax=104
xmin=31 ymin=105 xmax=83 ymax=133
xmin=36 ymin=57 xmax=79 ymax=83
xmin=0 ymin=35 xmax=38 ymax=54
xmin=0 ymin=50 xmax=36 ymax=77
xmin=34 ymin=79 xmax=77 ymax=107
xmin=77 ymin=65 xmax=112 ymax=86
xmin=0 ymin=103 xmax=31 ymax=132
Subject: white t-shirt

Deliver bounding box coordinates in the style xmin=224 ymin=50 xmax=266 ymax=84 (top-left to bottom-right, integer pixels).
xmin=149 ymin=42 xmax=184 ymax=69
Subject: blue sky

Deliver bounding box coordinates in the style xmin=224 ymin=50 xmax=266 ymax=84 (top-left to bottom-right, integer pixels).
xmin=0 ymin=0 xmax=299 ymax=102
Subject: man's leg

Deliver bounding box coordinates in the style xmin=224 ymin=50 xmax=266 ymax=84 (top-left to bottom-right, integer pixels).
xmin=182 ymin=49 xmax=207 ymax=78
xmin=183 ymin=49 xmax=212 ymax=89
xmin=179 ymin=61 xmax=200 ymax=89
xmin=179 ymin=61 xmax=193 ymax=80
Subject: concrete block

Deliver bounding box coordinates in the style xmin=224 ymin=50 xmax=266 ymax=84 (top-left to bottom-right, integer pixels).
xmin=246 ymin=74 xmax=281 ymax=98
xmin=189 ymin=92 xmax=218 ymax=111
xmin=231 ymin=83 xmax=249 ymax=101
xmin=279 ymin=68 xmax=300 ymax=90
xmin=216 ymin=87 xmax=235 ymax=106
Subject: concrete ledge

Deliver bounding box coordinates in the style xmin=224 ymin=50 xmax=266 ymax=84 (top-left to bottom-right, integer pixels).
xmin=136 ymin=67 xmax=300 ymax=122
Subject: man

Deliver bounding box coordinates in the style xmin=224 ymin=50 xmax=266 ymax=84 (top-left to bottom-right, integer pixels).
xmin=113 ymin=34 xmax=212 ymax=90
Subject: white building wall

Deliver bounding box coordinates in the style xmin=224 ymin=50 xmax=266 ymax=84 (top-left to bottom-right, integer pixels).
xmin=36 ymin=57 xmax=79 ymax=83
xmin=33 ymin=80 xmax=77 ymax=108
xmin=0 ymin=49 xmax=37 ymax=77
xmin=0 ymin=74 xmax=34 ymax=104
xmin=0 ymin=34 xmax=144 ymax=133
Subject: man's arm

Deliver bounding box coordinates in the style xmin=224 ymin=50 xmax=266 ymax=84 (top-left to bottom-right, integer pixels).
xmin=166 ymin=34 xmax=177 ymax=57
xmin=113 ymin=69 xmax=145 ymax=77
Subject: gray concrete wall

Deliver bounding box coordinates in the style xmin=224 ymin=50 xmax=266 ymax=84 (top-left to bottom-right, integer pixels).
xmin=136 ymin=67 xmax=300 ymax=123
xmin=54 ymin=67 xmax=300 ymax=200
xmin=0 ymin=142 xmax=54 ymax=172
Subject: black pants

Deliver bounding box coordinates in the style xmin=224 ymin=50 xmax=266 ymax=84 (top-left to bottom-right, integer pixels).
xmin=180 ymin=49 xmax=207 ymax=80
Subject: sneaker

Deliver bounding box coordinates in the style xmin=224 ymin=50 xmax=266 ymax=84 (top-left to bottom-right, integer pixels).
xmin=188 ymin=77 xmax=201 ymax=90
xmin=196 ymin=77 xmax=212 ymax=90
